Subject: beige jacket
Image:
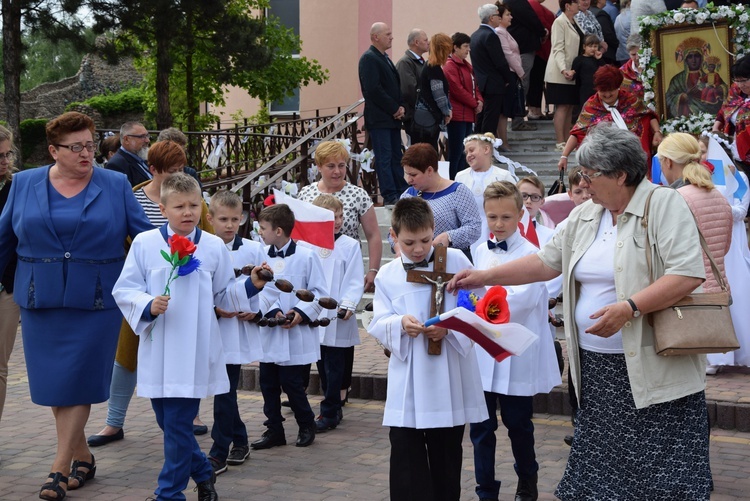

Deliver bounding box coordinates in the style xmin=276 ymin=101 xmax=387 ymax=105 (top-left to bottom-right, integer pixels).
xmin=544 ymin=15 xmax=580 ymax=86
xmin=538 ymin=179 xmax=707 ymax=409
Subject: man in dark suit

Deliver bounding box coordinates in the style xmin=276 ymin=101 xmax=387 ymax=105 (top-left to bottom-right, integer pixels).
xmin=106 ymin=121 xmax=152 ymax=187
xmin=396 ymin=28 xmax=428 ymax=141
xmin=470 ymin=4 xmax=515 ymax=137
xmin=505 ymin=0 xmax=547 ymax=131
xmin=358 ymin=22 xmax=409 ymax=206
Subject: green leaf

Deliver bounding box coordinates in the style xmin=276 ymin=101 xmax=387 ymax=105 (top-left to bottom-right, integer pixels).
xmin=160 ymin=250 xmax=172 ymax=263
xmin=177 ymin=255 xmax=190 ymax=266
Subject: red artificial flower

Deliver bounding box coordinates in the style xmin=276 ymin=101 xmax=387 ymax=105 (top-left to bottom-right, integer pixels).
xmin=168 ymin=234 xmax=196 ymax=260
xmin=475 ymin=286 xmax=510 ymax=324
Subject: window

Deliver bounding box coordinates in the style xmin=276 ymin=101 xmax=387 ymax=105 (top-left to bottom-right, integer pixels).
xmin=268 ymin=0 xmax=300 ymax=115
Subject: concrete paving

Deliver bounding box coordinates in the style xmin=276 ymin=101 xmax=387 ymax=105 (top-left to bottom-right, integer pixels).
xmin=2 ymin=334 xmax=750 ymax=500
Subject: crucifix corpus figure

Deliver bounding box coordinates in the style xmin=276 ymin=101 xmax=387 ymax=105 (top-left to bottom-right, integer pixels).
xmin=406 ymin=245 xmax=455 ymax=355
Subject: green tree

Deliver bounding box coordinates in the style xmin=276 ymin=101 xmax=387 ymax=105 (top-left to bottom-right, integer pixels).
xmin=18 ymin=28 xmax=96 ymax=91
xmin=2 ymin=0 xmax=91 ymax=153
xmin=88 ymin=0 xmax=328 ymax=130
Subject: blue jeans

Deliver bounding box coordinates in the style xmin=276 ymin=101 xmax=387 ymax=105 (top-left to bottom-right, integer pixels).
xmin=316 ymin=345 xmax=347 ymax=420
xmin=369 ymin=127 xmax=408 ymax=203
xmin=106 ymin=361 xmax=137 ymax=428
xmin=151 ymin=398 xmax=213 ymax=501
xmin=470 ymin=392 xmax=538 ymax=500
xmin=446 ymin=121 xmax=474 ymax=180
xmin=209 ymin=364 xmax=248 ymax=461
xmin=259 ymin=362 xmax=315 ymax=434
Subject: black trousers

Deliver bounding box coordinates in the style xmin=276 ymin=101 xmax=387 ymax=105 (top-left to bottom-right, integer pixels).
xmin=527 ymin=55 xmax=547 ymax=109
xmin=477 ymin=93 xmax=504 ymax=134
xmin=389 ymin=425 xmax=465 ymax=501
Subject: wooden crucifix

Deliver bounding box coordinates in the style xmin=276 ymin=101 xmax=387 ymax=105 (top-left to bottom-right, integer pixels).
xmin=406 ymin=245 xmax=454 ymax=355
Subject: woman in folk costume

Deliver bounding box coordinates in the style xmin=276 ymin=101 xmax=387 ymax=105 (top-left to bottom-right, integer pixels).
xmin=712 ymin=54 xmax=750 ymax=165
xmin=558 ymin=65 xmax=661 ymax=172
xmin=619 ymin=34 xmax=644 ymax=99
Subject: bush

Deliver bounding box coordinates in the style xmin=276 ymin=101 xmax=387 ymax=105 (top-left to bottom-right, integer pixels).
xmin=66 ymin=87 xmax=145 ymax=116
xmin=19 ymin=118 xmax=48 ymax=161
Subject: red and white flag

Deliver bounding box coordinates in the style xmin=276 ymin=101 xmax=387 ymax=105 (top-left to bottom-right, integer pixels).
xmin=425 ymin=307 xmax=539 ymax=362
xmin=273 ymin=189 xmax=335 ymax=250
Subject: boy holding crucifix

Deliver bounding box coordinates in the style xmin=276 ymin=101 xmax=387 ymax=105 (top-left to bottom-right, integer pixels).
xmin=367 ymin=196 xmax=488 ymax=500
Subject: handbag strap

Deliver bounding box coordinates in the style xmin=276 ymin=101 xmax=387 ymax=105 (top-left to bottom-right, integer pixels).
xmin=642 ymin=187 xmax=729 ymax=292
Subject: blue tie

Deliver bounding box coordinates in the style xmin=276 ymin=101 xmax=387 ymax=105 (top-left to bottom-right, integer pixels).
xmin=487 ymin=240 xmax=508 ymax=251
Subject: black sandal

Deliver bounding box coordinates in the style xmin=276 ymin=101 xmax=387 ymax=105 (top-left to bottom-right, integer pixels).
xmin=39 ymin=472 xmax=67 ymax=500
xmin=69 ymin=454 xmax=96 ymax=490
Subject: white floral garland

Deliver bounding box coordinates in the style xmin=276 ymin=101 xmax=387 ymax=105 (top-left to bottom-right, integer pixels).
xmin=662 ymin=112 xmax=716 ymax=134
xmin=638 ymin=3 xmax=750 ymax=128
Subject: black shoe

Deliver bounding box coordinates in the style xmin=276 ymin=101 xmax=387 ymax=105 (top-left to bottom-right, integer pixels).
xmin=250 ymin=429 xmax=286 ymax=450
xmin=226 ymin=445 xmax=250 ymax=465
xmin=208 ymin=456 xmax=227 ymax=476
xmin=281 ymin=400 xmax=291 ymax=408
xmin=193 ymin=424 xmax=208 ymax=435
xmin=194 ymin=471 xmax=218 ymax=501
xmin=337 ymin=408 xmax=344 ymax=423
xmin=315 ymin=416 xmax=338 ymax=433
xmin=87 ymin=428 xmax=124 ymax=447
xmin=564 ymin=435 xmax=574 ymax=446
xmin=296 ymin=425 xmax=316 ymax=447
xmin=514 ymin=473 xmax=538 ymax=501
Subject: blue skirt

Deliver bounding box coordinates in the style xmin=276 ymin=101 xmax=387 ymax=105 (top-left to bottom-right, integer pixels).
xmin=555 ymin=349 xmax=712 ymax=500
xmin=21 ymin=307 xmax=121 ymax=406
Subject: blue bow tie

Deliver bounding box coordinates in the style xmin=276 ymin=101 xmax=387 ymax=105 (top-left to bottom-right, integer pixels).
xmin=487 ymin=240 xmax=508 ymax=251
xmin=268 ymin=241 xmax=296 ymax=259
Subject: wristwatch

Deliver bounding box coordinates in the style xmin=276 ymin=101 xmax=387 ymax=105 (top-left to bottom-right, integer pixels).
xmin=627 ymin=298 xmax=641 ymax=318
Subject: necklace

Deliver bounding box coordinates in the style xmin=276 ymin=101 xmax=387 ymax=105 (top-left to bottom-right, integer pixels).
xmin=417 ymin=190 xmax=438 ymax=201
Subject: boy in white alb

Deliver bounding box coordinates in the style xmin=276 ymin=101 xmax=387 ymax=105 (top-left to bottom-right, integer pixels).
xmin=297 ymin=194 xmax=364 ymax=431
xmin=368 ymin=197 xmax=488 ymax=501
xmin=205 ymin=190 xmax=267 ymax=474
xmin=251 ymin=203 xmax=328 ymax=450
xmin=113 ymin=174 xmax=269 ymax=501
xmin=470 ymin=181 xmax=562 ymax=501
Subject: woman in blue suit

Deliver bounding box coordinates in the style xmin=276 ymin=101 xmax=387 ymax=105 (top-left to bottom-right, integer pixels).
xmin=0 ymin=112 xmax=152 ymax=500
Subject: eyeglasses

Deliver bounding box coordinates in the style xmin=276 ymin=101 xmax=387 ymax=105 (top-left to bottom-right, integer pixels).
xmin=126 ymin=133 xmax=150 ymax=139
xmin=0 ymin=151 xmax=15 ymax=162
xmin=521 ymin=193 xmax=543 ymax=202
xmin=54 ymin=142 xmax=96 ymax=153
xmin=734 ymin=78 xmax=750 ymax=84
xmin=576 ymin=170 xmax=605 ymax=183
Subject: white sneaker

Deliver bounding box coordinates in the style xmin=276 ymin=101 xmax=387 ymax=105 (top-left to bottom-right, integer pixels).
xmin=705 ymin=364 xmax=719 ymax=375
xmin=555 ymin=142 xmax=565 ymax=152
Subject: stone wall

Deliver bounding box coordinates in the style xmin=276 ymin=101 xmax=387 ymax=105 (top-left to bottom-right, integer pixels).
xmin=1 ymin=52 xmax=142 ymax=124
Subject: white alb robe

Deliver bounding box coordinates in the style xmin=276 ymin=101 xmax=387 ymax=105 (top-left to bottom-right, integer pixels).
xmin=114 ymin=227 xmax=256 ymax=398
xmin=220 ymin=237 xmax=266 ymax=364
xmin=299 ymin=235 xmax=364 ymax=347
xmin=367 ymin=248 xmax=489 ymax=429
xmin=473 ymin=231 xmax=562 ymax=395
xmin=257 ymin=241 xmax=328 ymax=365
xmin=456 ymin=166 xmax=515 ymax=257
xmin=709 ymin=171 xmax=750 ymax=367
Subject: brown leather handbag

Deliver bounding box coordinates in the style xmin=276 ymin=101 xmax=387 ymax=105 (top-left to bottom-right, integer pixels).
xmin=642 ymin=189 xmax=739 ymax=356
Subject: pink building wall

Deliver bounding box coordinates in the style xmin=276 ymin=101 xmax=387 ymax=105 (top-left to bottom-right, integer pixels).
xmin=213 ymin=1 xmax=556 ymax=124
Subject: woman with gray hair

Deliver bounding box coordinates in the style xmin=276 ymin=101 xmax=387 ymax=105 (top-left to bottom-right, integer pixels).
xmin=619 ymin=34 xmax=644 ymax=98
xmin=449 ymin=124 xmax=712 ymax=499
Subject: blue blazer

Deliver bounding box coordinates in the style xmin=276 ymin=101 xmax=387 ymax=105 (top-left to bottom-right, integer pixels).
xmin=0 ymin=165 xmax=153 ymax=310
xmin=358 ymin=45 xmax=404 ymax=130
